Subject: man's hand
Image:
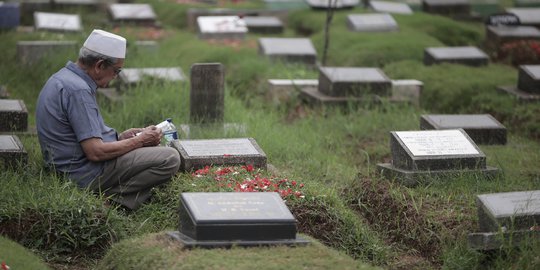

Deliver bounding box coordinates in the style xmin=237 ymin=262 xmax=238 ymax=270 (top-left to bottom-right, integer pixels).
xmin=137 ymin=125 xmax=162 ymax=147
xmin=118 ymin=128 xmax=143 ymax=140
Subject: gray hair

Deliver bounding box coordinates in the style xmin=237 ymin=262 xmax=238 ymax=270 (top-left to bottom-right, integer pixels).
xmin=78 ymin=46 xmax=120 ymax=67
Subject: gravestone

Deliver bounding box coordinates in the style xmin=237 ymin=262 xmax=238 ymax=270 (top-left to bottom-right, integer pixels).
xmin=258 ymin=38 xmax=317 ymax=66
xmin=186 ymin=8 xmax=288 ymax=31
xmin=170 ymin=138 xmax=267 ymax=172
xmin=468 ymin=190 xmax=540 ymax=250
xmin=515 ymin=0 xmax=540 ymax=7
xmin=0 ymin=2 xmax=20 ymax=29
xmin=424 ymin=46 xmax=489 ymax=67
xmin=369 ymin=1 xmax=414 ymax=14
xmin=243 ymin=16 xmax=284 ymax=34
xmin=485 ymin=25 xmax=540 ymax=50
xmin=0 ymin=135 xmax=28 ymax=168
xmin=420 ymin=114 xmax=507 ymax=145
xmin=346 ymin=13 xmax=399 ymax=32
xmin=422 ymin=0 xmax=471 ymax=16
xmin=117 ymin=67 xmax=185 ymax=89
xmin=318 ymin=67 xmax=392 ymax=97
xmin=17 ymin=40 xmax=77 ymax=65
xmin=197 ymin=16 xmax=247 ymax=40
xmin=498 ymin=65 xmax=540 ymax=102
xmin=108 ymin=3 xmax=157 ymax=26
xmin=377 ymin=129 xmax=499 ymax=186
xmin=390 ymin=79 xmax=422 ymax=106
xmin=0 ymin=99 xmax=28 ymax=132
xmin=305 ymin=0 xmax=360 ymax=9
xmin=267 ymin=79 xmax=319 ymax=105
xmin=34 ymin=12 xmax=82 ymax=32
xmin=506 ymin=8 xmax=540 ymax=28
xmin=168 ymin=192 xmax=309 ymax=248
xmin=190 ymin=63 xmax=224 ymax=124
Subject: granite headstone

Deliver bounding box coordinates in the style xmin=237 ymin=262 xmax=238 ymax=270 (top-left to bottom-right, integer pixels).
xmin=369 ymin=1 xmax=414 ymax=14
xmin=0 ymin=135 xmax=28 ymax=168
xmin=258 ymin=38 xmax=317 ymax=66
xmin=305 ymin=0 xmax=360 ymax=9
xmin=498 ymin=65 xmax=540 ymax=102
xmin=34 ymin=11 xmax=82 ymax=32
xmin=318 ymin=67 xmax=392 ymax=97
xmin=346 ymin=13 xmax=399 ymax=32
xmin=243 ymin=16 xmax=284 ymax=34
xmin=422 ymin=0 xmax=471 ymax=16
xmin=0 ymin=99 xmax=27 ymax=132
xmin=118 ymin=67 xmax=185 ymax=89
xmin=424 ymin=46 xmax=489 ymax=67
xmin=108 ymin=3 xmax=157 ymax=26
xmin=485 ymin=25 xmax=540 ymax=50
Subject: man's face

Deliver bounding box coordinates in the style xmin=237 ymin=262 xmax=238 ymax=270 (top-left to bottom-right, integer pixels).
xmin=94 ymin=59 xmax=124 ymax=88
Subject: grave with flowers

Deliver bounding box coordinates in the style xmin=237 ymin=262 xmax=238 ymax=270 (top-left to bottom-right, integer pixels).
xmin=497 ymin=65 xmax=540 ymax=102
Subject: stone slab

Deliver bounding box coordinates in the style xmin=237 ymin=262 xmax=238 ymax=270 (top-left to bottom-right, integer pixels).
xmin=468 ymin=230 xmax=540 ymax=250
xmin=170 ymin=138 xmax=267 ymax=172
xmin=197 ymin=16 xmax=247 ymax=40
xmin=190 ymin=63 xmax=224 ymax=124
xmin=506 ymin=7 xmax=540 ymax=27
xmin=390 ymin=129 xmax=487 ymax=171
xmin=318 ymin=67 xmax=392 ymax=97
xmin=0 ymin=2 xmax=20 ymax=29
xmin=0 ymin=135 xmax=28 ymax=168
xmin=108 ymin=3 xmax=157 ymax=25
xmin=518 ymin=65 xmax=540 ymax=94
xmin=243 ymin=16 xmax=284 ymax=34
xmin=34 ymin=11 xmax=82 ymax=32
xmin=422 ymin=0 xmax=471 ymax=16
xmin=179 ymin=123 xmax=247 ymax=139
xmin=346 ymin=13 xmax=399 ymax=32
xmin=299 ymin=86 xmax=379 ymax=107
xmin=424 ymin=46 xmax=489 ymax=67
xmin=186 ymin=8 xmax=288 ymax=31
xmin=477 ymin=190 xmax=540 ymax=232
xmin=118 ymin=67 xmax=185 ymax=88
xmin=267 ymin=79 xmax=319 ymax=105
xmin=258 ymin=38 xmax=317 ymax=66
xmin=420 ymin=114 xmax=506 ymax=145
xmin=17 ymin=40 xmax=77 ymax=65
xmin=497 ymin=85 xmax=540 ymax=103
xmin=391 ymin=79 xmax=422 ymax=106
xmin=0 ymin=99 xmax=27 ymax=132
xmin=369 ymin=1 xmax=414 ymax=14
xmin=306 ymin=0 xmax=360 ymax=9
xmin=485 ymin=25 xmax=540 ymax=49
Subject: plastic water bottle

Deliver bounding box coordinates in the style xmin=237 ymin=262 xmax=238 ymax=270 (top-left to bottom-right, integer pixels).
xmin=157 ymin=118 xmax=178 ymax=144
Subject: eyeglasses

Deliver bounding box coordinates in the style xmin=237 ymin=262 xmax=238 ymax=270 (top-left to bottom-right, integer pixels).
xmin=112 ymin=66 xmax=122 ymax=75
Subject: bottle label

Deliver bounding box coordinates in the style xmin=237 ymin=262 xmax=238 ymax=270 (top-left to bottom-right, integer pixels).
xmin=164 ymin=130 xmax=178 ymax=142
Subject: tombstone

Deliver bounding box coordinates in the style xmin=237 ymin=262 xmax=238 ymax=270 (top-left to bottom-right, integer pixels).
xmin=369 ymin=1 xmax=414 ymax=15
xmin=422 ymin=0 xmax=471 ymax=17
xmin=506 ymin=8 xmax=540 ymax=28
xmin=258 ymin=38 xmax=317 ymax=66
xmin=497 ymin=65 xmax=540 ymax=102
xmin=305 ymin=0 xmax=360 ymax=9
xmin=0 ymin=2 xmax=20 ymax=29
xmin=17 ymin=40 xmax=78 ymax=66
xmin=515 ymin=0 xmax=540 ymax=7
xmin=468 ymin=190 xmax=540 ymax=250
xmin=117 ymin=67 xmax=185 ymax=89
xmin=168 ymin=192 xmax=309 ymax=248
xmin=424 ymin=46 xmax=489 ymax=67
xmin=267 ymin=79 xmax=319 ymax=105
xmin=186 ymin=8 xmax=288 ymax=31
xmin=346 ymin=13 xmax=399 ymax=32
xmin=190 ymin=63 xmax=224 ymax=124
xmin=420 ymin=114 xmax=507 ymax=145
xmin=485 ymin=25 xmax=540 ymax=50
xmin=108 ymin=3 xmax=157 ymax=26
xmin=34 ymin=12 xmax=82 ymax=32
xmin=0 ymin=100 xmax=28 ymax=132
xmin=377 ymin=129 xmax=499 ymax=186
xmin=0 ymin=135 xmax=28 ymax=169
xmin=170 ymin=138 xmax=266 ymax=172
xmin=197 ymin=16 xmax=247 ymax=40
xmin=243 ymin=16 xmax=284 ymax=34
xmin=390 ymin=79 xmax=422 ymax=106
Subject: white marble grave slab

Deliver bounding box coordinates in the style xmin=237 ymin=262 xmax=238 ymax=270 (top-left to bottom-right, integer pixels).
xmin=370 ymin=1 xmax=413 ymax=14
xmin=347 ymin=13 xmax=398 ymax=32
xmin=478 ymin=190 xmax=540 ymax=219
xmin=426 ymin=46 xmax=488 ymax=59
xmin=109 ymin=3 xmax=157 ymax=20
xmin=197 ymin=16 xmax=247 ymax=34
xmin=34 ymin=11 xmax=82 ymax=32
xmin=259 ymin=38 xmax=316 ymax=55
xmin=0 ymin=99 xmax=23 ymax=111
xmin=396 ymin=130 xmax=480 ymax=156
xmin=181 ymin=138 xmax=259 ymax=156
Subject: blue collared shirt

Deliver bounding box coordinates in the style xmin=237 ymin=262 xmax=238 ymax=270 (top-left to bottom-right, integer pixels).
xmin=36 ymin=61 xmax=117 ymax=187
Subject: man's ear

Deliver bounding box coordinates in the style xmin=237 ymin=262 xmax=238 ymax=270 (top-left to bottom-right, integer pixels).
xmin=94 ymin=59 xmax=105 ymax=74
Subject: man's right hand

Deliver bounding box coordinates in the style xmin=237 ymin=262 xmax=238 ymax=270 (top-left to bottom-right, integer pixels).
xmin=137 ymin=125 xmax=162 ymax=147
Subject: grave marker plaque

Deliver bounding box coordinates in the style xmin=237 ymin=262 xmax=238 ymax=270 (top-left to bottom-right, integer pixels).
xmin=346 ymin=13 xmax=399 ymax=32
xmin=190 ymin=63 xmax=224 ymax=124
xmin=517 ymin=65 xmax=540 ymax=94
xmin=17 ymin=40 xmax=77 ymax=65
xmin=34 ymin=11 xmax=82 ymax=32
xmin=258 ymin=38 xmax=317 ymax=65
xmin=0 ymin=135 xmax=28 ymax=168
xmin=420 ymin=114 xmax=507 ymax=145
xmin=108 ymin=3 xmax=157 ymax=25
xmin=369 ymin=1 xmax=414 ymax=14
xmin=169 ymin=192 xmax=309 ymax=248
xmin=506 ymin=7 xmax=540 ymax=28
xmin=306 ymin=0 xmax=359 ymax=9
xmin=424 ymin=46 xmax=489 ymax=66
xmin=422 ymin=0 xmax=471 ymax=16
xmin=0 ymin=99 xmax=27 ymax=132
xmin=318 ymin=67 xmax=392 ymax=97
xmin=243 ymin=16 xmax=284 ymax=34
xmin=170 ymin=138 xmax=266 ymax=171
xmin=197 ymin=16 xmax=247 ymax=40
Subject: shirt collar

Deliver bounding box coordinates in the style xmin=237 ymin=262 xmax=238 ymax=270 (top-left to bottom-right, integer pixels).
xmin=65 ymin=61 xmax=98 ymax=93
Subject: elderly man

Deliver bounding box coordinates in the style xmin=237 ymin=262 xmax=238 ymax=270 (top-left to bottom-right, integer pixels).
xmin=36 ymin=29 xmax=180 ymax=210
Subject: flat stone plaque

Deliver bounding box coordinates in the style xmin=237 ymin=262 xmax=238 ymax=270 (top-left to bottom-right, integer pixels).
xmin=396 ymin=130 xmax=480 ymax=156
xmin=506 ymin=7 xmax=540 ymax=27
xmin=346 ymin=13 xmax=399 ymax=32
xmin=243 ymin=16 xmax=284 ymax=34
xmin=197 ymin=16 xmax=247 ymax=40
xmin=422 ymin=0 xmax=471 ymax=16
xmin=477 ymin=190 xmax=540 ymax=231
xmin=369 ymin=1 xmax=413 ymax=14
xmin=518 ymin=65 xmax=540 ymax=94
xmin=424 ymin=46 xmax=488 ymax=66
xmin=0 ymin=99 xmax=27 ymax=132
xmin=0 ymin=135 xmax=27 ymax=168
xmin=170 ymin=138 xmax=267 ymax=171
xmin=318 ymin=67 xmax=392 ymax=97
xmin=306 ymin=0 xmax=359 ymax=9
xmin=34 ymin=11 xmax=82 ymax=32
xmin=420 ymin=114 xmax=507 ymax=145
xmin=258 ymin=38 xmax=317 ymax=65
xmin=108 ymin=4 xmax=157 ymax=21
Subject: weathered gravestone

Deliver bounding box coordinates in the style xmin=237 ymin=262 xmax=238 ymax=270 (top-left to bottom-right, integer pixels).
xmin=468 ymin=190 xmax=540 ymax=250
xmin=34 ymin=11 xmax=82 ymax=32
xmin=506 ymin=7 xmax=540 ymax=28
xmin=186 ymin=8 xmax=287 ymax=31
xmin=190 ymin=63 xmax=224 ymax=124
xmin=0 ymin=2 xmax=20 ymax=29
xmin=485 ymin=25 xmax=540 ymax=50
xmin=17 ymin=40 xmax=77 ymax=65
xmin=424 ymin=46 xmax=489 ymax=67
xmin=391 ymin=79 xmax=422 ymax=106
xmin=515 ymin=0 xmax=540 ymax=7
xmin=0 ymin=99 xmax=27 ymax=132
xmin=0 ymin=135 xmax=28 ymax=168
xmin=420 ymin=114 xmax=507 ymax=145
xmin=168 ymin=192 xmax=309 ymax=248
xmin=498 ymin=65 xmax=540 ymax=102
xmin=422 ymin=0 xmax=471 ymax=17
xmin=258 ymin=38 xmax=317 ymax=66
xmin=170 ymin=138 xmax=266 ymax=172
xmin=243 ymin=16 xmax=284 ymax=34
xmin=377 ymin=129 xmax=499 ymax=186
xmin=266 ymin=79 xmax=319 ymax=105
xmin=369 ymin=1 xmax=414 ymax=14
xmin=346 ymin=13 xmax=399 ymax=32
xmin=117 ymin=67 xmax=185 ymax=89
xmin=197 ymin=16 xmax=247 ymax=40
xmin=305 ymin=0 xmax=360 ymax=9
xmin=108 ymin=3 xmax=157 ymax=26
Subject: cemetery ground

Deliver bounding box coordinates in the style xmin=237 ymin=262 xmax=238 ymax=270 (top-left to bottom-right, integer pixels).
xmin=1 ymin=0 xmax=540 ymax=269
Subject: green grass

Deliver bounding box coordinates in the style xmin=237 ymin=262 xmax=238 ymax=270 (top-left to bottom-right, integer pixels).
xmin=0 ymin=236 xmax=51 ymax=270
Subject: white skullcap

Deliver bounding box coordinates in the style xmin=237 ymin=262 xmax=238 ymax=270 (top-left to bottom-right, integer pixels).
xmin=83 ymin=29 xmax=126 ymax=59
